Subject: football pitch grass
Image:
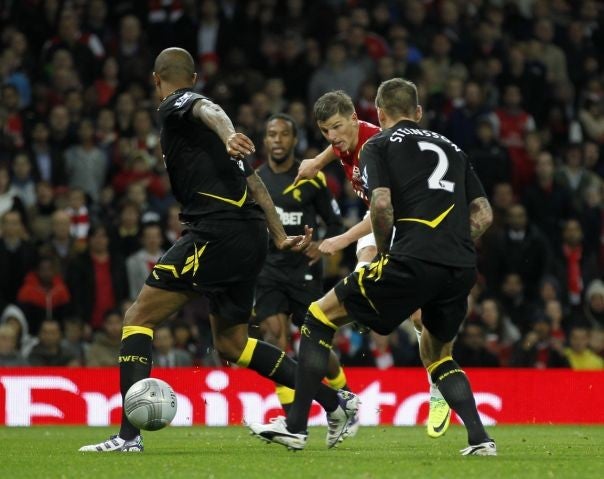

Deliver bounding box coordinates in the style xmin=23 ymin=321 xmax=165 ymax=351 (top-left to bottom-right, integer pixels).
xmin=1 ymin=425 xmax=602 ymax=479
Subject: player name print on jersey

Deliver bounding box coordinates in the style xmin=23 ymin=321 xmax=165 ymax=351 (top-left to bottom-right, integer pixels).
xmin=389 ymin=127 xmax=462 ymax=152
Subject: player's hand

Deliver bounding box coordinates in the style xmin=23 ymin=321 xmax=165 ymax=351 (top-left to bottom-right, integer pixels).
xmin=276 ymin=225 xmax=313 ymax=252
xmin=318 ymin=234 xmax=351 ymax=255
xmin=304 ymin=240 xmax=323 ymax=265
xmin=226 ymin=132 xmax=255 ymax=158
xmin=294 ymin=158 xmax=319 ymax=184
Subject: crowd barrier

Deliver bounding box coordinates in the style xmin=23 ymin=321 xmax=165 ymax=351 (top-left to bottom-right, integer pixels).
xmin=1 ymin=368 xmax=602 ymax=426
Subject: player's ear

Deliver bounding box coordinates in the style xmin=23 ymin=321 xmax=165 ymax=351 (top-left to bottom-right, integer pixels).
xmin=377 ymin=107 xmax=386 ymax=128
xmin=415 ymin=105 xmax=423 ymax=123
xmin=192 ymin=72 xmax=198 ymax=84
xmin=152 ymin=72 xmax=160 ymax=88
xmin=351 ymin=111 xmax=358 ymax=123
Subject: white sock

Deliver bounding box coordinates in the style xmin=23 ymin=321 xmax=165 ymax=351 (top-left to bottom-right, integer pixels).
xmin=415 ymin=326 xmax=444 ymax=399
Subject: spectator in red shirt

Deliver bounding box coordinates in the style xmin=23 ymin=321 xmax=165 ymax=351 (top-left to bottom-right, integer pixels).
xmin=491 ymin=84 xmax=536 ymax=193
xmin=112 ymin=150 xmax=166 ymax=199
xmin=66 ymin=224 xmax=128 ymax=330
xmin=510 ymin=315 xmax=569 ymax=368
xmin=17 ymin=256 xmax=71 ymax=334
xmin=94 ymin=57 xmax=119 ymax=107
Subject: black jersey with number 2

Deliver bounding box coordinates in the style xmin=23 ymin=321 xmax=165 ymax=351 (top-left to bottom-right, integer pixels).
xmin=359 ymin=119 xmax=486 ymax=268
xmin=157 ymin=89 xmax=263 ymax=221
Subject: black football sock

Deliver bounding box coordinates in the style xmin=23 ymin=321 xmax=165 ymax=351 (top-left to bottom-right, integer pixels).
xmin=429 ymin=356 xmax=489 ymax=445
xmin=118 ymin=326 xmax=153 ymax=440
xmin=286 ymin=304 xmax=337 ymax=433
xmin=236 ymin=338 xmax=338 ymax=414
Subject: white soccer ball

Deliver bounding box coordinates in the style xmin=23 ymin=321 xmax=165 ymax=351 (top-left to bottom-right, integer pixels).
xmin=124 ymin=378 xmax=177 ymax=431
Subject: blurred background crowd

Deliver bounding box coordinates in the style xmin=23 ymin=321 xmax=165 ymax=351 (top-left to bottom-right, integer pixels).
xmin=0 ymin=0 xmax=602 ymax=370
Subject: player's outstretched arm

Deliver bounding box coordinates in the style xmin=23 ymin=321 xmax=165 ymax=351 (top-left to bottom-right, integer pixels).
xmin=319 ymin=214 xmax=372 ymax=255
xmin=469 ymin=196 xmax=493 ymax=240
xmin=246 ymin=171 xmax=312 ymax=252
xmin=192 ymin=99 xmax=255 ymax=158
xmin=294 ymin=145 xmax=337 ymax=184
xmin=370 ymin=187 xmax=393 ymax=254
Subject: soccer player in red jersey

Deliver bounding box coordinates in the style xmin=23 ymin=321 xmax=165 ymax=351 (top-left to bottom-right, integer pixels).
xmin=296 ymin=91 xmax=452 ymax=438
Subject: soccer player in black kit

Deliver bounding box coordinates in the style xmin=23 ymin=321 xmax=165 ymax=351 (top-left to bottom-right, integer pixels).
xmin=250 ymin=78 xmax=497 ymax=456
xmin=80 ymin=48 xmax=358 ymax=452
xmin=255 ymin=114 xmax=356 ymax=423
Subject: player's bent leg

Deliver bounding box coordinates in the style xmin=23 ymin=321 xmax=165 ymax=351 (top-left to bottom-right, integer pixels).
xmin=285 ymin=291 xmax=359 ymax=447
xmin=79 ymin=286 xmax=192 ymax=452
xmin=420 ymin=327 xmax=495 ymax=456
xmin=260 ymin=313 xmax=295 ymax=413
xmin=411 ymin=309 xmax=451 ymax=438
xmin=210 ymin=316 xmax=340 ymax=415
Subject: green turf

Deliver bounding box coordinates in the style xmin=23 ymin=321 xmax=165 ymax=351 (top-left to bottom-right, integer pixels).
xmin=0 ymin=425 xmax=602 ymax=479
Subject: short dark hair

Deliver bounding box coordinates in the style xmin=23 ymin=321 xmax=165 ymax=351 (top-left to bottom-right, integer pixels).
xmin=375 ymin=78 xmax=418 ymax=118
xmin=154 ymin=47 xmax=196 ymax=82
xmin=313 ymin=90 xmax=355 ymax=122
xmin=266 ymin=113 xmax=298 ymax=137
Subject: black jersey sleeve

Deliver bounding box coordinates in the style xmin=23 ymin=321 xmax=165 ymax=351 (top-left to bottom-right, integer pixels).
xmin=240 ymin=157 xmax=255 ymax=177
xmin=464 ymin=152 xmax=487 ymax=203
xmin=360 ymin=136 xmax=390 ymax=194
xmin=163 ymin=91 xmax=206 ymax=122
xmin=312 ymin=173 xmax=344 ymax=238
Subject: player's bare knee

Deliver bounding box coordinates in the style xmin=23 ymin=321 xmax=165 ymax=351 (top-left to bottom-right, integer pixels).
xmin=356 ymin=245 xmax=377 ymax=263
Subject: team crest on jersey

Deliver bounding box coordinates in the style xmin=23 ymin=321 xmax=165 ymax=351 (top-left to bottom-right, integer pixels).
xmin=351 ymin=165 xmax=369 ymax=201
xmin=362 ymin=166 xmax=368 ymax=186
xmin=174 ymin=92 xmax=193 ymax=108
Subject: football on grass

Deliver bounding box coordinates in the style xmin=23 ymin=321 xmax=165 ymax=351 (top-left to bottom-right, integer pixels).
xmin=124 ymin=378 xmax=177 ymax=431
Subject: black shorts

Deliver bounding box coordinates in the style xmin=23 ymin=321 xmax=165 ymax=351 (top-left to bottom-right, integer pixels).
xmin=255 ymin=275 xmax=322 ymax=327
xmin=334 ymin=255 xmax=475 ymax=342
xmin=146 ymin=219 xmax=268 ymax=326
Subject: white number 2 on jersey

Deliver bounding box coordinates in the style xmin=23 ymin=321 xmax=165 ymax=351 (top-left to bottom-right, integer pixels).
xmin=419 ymin=141 xmax=455 ymax=193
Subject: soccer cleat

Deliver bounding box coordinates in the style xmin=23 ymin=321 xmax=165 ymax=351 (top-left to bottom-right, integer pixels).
xmin=78 ymin=434 xmax=144 ymax=452
xmin=427 ymin=396 xmax=451 ymax=438
xmin=460 ymin=441 xmax=497 ymax=456
xmin=326 ymin=389 xmax=360 ymax=448
xmin=343 ymin=411 xmax=360 ymax=438
xmin=248 ymin=416 xmax=308 ymax=451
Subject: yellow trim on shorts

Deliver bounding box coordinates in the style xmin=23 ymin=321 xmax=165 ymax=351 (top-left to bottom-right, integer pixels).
xmin=236 ymin=337 xmax=258 ymax=367
xmin=153 ymin=264 xmax=179 ymax=278
xmin=357 ymin=268 xmax=378 ymax=312
xmin=122 ymin=326 xmax=154 ymax=340
xmin=427 ymin=355 xmax=454 ymax=375
xmin=327 ymin=367 xmax=347 ymax=390
xmin=275 ymin=385 xmax=295 ymax=405
xmin=308 ymin=302 xmax=337 ymax=330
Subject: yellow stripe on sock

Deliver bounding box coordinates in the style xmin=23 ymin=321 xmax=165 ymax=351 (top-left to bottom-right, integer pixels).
xmin=236 ymin=337 xmax=258 ymax=367
xmin=427 ymin=355 xmax=454 ymax=375
xmin=275 ymin=385 xmax=295 ymax=405
xmin=122 ymin=325 xmax=154 ymax=340
xmin=326 ymin=367 xmax=347 ymax=390
xmin=309 ymin=302 xmax=337 ymax=330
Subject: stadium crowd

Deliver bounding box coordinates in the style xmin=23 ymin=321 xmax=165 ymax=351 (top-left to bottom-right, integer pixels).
xmin=0 ymin=0 xmax=602 ymax=370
